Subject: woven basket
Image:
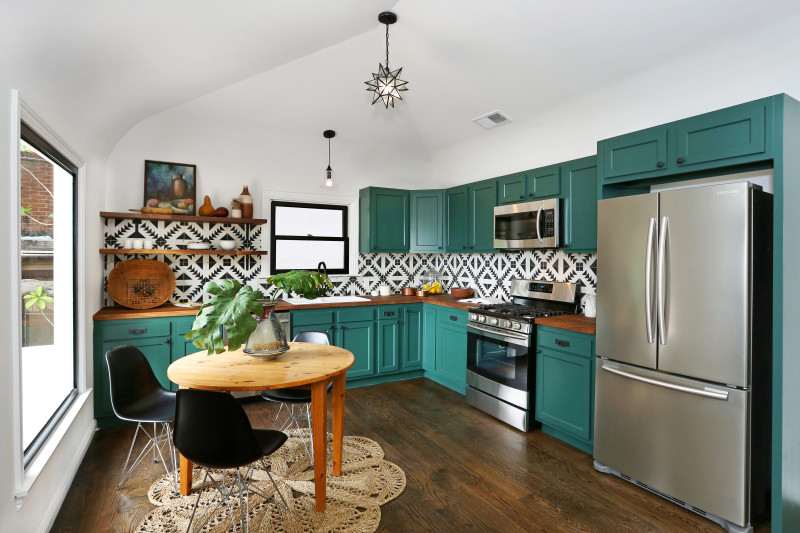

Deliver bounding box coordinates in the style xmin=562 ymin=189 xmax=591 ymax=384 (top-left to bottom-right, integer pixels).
xmin=107 ymin=259 xmax=175 ymax=309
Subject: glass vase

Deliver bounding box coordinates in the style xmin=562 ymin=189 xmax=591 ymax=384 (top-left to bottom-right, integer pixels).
xmin=243 ymin=303 xmax=289 ymax=359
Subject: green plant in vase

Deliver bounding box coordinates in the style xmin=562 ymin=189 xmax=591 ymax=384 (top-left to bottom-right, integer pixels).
xmin=186 ymin=270 xmax=332 ymax=356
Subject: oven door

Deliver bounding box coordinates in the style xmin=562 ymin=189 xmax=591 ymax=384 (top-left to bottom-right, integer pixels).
xmin=467 ymin=324 xmax=531 ymax=391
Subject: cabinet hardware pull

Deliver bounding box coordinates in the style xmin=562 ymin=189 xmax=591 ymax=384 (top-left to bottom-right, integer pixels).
xmin=676 ymin=157 xmax=684 ymax=164
xmin=383 ymin=311 xmax=395 ymax=317
xmin=555 ymin=339 xmax=570 ymax=347
xmin=656 ymin=161 xmax=664 ymax=168
xmin=462 ymin=246 xmax=467 ymax=249
xmin=450 ymin=315 xmax=458 ymax=321
xmin=129 ymin=328 xmax=147 ymax=335
xmin=438 ymin=246 xmax=442 ymax=249
xmin=519 ymin=195 xmax=524 ymax=199
xmin=469 ymin=246 xmax=474 ymax=249
xmin=529 ymin=193 xmax=533 ymax=197
xmin=164 ymin=338 xmax=171 ymax=344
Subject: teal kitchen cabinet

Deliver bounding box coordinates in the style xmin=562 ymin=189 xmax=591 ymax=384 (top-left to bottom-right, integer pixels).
xmin=525 ymin=165 xmax=561 ymax=200
xmin=401 ymin=304 xmax=423 ymax=370
xmin=498 ymin=172 xmax=527 ymax=204
xmin=422 ymin=306 xmax=469 ymax=394
xmin=376 ymin=306 xmax=401 ymax=374
xmin=359 ymin=187 xmax=410 ymax=252
xmin=561 ymin=156 xmax=598 ymax=253
xmin=446 ymin=180 xmax=498 ymax=253
xmin=410 ymin=190 xmax=444 ymax=253
xmin=535 ymin=326 xmax=595 ymax=453
xmin=338 ymin=320 xmax=376 ymax=379
xmin=445 ymin=185 xmax=469 ymax=251
xmin=93 ymin=314 xmax=199 ymax=427
xmin=599 ymin=97 xmax=773 ymax=185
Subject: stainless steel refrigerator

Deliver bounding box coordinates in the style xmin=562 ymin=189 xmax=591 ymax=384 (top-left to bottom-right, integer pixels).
xmin=594 ymin=180 xmax=772 ymax=533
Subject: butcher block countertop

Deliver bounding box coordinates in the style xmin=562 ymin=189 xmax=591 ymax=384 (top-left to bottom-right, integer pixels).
xmin=93 ymin=294 xmax=477 ymax=321
xmin=535 ymin=314 xmax=596 ymax=335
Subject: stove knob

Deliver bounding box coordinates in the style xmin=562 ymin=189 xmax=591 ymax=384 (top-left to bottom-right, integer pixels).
xmin=512 ymin=322 xmax=521 ymax=330
xmin=489 ymin=318 xmax=498 ymax=326
xmin=478 ymin=316 xmax=486 ymax=323
xmin=503 ymin=320 xmax=512 ymax=329
xmin=469 ymin=313 xmax=477 ymax=321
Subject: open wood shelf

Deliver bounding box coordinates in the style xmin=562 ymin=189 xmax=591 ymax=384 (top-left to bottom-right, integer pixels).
xmin=100 ymin=248 xmax=267 ymax=256
xmin=99 ymin=211 xmax=268 ymax=225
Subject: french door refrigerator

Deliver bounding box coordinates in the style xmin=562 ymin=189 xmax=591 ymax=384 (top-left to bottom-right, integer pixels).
xmin=594 ymin=180 xmax=772 ymax=533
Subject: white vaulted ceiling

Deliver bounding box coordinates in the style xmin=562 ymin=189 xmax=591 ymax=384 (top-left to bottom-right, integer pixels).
xmin=3 ymin=0 xmax=800 ymax=180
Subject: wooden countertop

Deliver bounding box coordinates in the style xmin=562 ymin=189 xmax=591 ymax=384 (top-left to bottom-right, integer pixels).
xmin=94 ymin=294 xmax=478 ymax=321
xmin=535 ymin=314 xmax=596 ymax=335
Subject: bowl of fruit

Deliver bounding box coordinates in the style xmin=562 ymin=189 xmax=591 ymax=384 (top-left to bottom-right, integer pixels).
xmin=170 ymin=198 xmax=195 ymax=214
xmin=423 ymin=282 xmax=443 ymax=295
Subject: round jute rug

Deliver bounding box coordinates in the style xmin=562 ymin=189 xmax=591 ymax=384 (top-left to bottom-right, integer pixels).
xmin=137 ymin=431 xmax=405 ymax=533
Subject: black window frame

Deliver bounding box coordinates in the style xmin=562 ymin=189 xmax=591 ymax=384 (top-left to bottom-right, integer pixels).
xmin=20 ymin=121 xmax=79 ymax=468
xmin=269 ymin=200 xmax=349 ymax=275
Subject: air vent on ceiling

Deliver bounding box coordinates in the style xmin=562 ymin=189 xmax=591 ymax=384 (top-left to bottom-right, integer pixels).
xmin=473 ymin=110 xmax=512 ymax=130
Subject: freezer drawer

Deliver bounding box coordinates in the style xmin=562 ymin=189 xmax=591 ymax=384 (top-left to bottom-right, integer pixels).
xmin=593 ymin=359 xmax=750 ymax=528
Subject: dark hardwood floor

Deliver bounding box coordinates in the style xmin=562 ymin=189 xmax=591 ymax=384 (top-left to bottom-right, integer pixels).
xmin=51 ymin=378 xmax=770 ymax=532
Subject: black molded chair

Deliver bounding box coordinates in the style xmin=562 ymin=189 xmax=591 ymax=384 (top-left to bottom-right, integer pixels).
xmin=261 ymin=330 xmax=331 ymax=459
xmin=105 ymin=345 xmax=178 ymax=492
xmin=174 ymin=389 xmax=288 ymax=533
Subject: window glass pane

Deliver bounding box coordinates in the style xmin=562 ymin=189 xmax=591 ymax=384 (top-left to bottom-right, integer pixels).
xmin=274 ymin=206 xmax=343 ymax=237
xmin=274 ymin=240 xmax=345 ymax=270
xmin=20 ymin=137 xmax=76 ymax=454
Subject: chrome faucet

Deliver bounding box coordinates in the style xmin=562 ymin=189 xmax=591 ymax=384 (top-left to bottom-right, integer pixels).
xmin=317 ymin=261 xmax=329 ymax=295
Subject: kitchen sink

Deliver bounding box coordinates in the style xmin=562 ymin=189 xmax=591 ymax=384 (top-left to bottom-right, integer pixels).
xmin=284 ymin=296 xmax=371 ymax=305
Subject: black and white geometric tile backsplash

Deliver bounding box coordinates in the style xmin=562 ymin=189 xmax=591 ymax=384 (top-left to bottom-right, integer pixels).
xmin=102 ymin=217 xmax=596 ymax=304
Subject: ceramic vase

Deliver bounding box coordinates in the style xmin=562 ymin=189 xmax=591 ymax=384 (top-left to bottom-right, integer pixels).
xmin=239 ymin=186 xmax=253 ymax=219
xmin=243 ymin=303 xmax=288 ymax=359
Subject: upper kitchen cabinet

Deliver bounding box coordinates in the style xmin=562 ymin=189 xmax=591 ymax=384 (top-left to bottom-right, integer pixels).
xmin=599 ymin=96 xmax=774 ymax=186
xmin=446 ymin=180 xmax=498 ymax=252
xmin=498 ymin=172 xmax=527 ymax=204
xmin=359 ymin=187 xmax=410 ymax=253
xmin=561 ymin=156 xmax=598 ymax=253
xmin=526 ymin=165 xmax=561 ymax=199
xmin=410 ymin=190 xmax=444 ymax=253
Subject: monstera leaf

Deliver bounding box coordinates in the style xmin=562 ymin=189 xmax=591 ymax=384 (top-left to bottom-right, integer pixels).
xmin=185 ymin=279 xmax=264 ymax=355
xmin=267 ymin=270 xmax=333 ymax=301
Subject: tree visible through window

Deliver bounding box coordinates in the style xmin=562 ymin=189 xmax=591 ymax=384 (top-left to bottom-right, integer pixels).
xmin=20 ymin=123 xmax=78 ymax=467
xmin=269 ymin=201 xmax=349 ymax=274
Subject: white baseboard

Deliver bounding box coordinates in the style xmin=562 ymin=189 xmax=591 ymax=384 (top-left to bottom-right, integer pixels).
xmin=37 ymin=419 xmax=97 ymax=533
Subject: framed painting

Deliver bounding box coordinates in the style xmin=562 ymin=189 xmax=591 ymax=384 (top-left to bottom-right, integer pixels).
xmin=143 ymin=160 xmax=196 ymax=214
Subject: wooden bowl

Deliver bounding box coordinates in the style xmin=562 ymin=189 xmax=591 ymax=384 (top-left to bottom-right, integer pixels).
xmin=450 ymin=287 xmax=473 ymax=298
xmin=107 ymin=259 xmax=175 ymax=309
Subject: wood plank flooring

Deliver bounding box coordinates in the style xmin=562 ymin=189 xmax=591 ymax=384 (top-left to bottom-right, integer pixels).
xmin=51 ymin=378 xmax=770 ymax=532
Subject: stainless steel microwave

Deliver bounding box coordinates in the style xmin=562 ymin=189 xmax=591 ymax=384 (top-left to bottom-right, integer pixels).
xmin=493 ymin=198 xmax=560 ymax=249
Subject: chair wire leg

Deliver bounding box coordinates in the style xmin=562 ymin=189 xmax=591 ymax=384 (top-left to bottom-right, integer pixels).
xmin=117 ymin=423 xmax=142 ymax=489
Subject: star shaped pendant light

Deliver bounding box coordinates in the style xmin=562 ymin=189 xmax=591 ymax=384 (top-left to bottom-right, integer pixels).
xmin=365 ymin=11 xmax=409 ymax=109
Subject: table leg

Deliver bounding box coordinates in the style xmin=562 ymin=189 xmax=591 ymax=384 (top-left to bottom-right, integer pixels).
xmin=311 ymin=380 xmax=328 ymax=512
xmin=180 ymin=454 xmax=193 ymax=495
xmin=331 ymin=373 xmax=346 ymax=476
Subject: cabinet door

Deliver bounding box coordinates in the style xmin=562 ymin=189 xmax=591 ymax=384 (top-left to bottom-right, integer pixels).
xmin=98 ymin=338 xmax=172 ymax=420
xmin=339 ymin=320 xmax=375 ymax=379
xmin=410 ymin=190 xmax=444 ymax=253
xmin=599 ymin=126 xmax=668 ymax=180
xmin=562 ymin=156 xmax=598 ymax=252
xmin=498 ymin=172 xmax=527 ymax=204
xmin=436 ymin=323 xmax=467 ymax=390
xmin=526 ymin=165 xmax=561 ymax=199
xmin=370 ymin=188 xmax=410 ymax=252
xmin=402 ymin=305 xmax=423 ymax=370
xmin=377 ymin=319 xmax=401 ymax=374
xmin=468 ymin=180 xmax=497 ymax=252
xmin=674 ymin=99 xmax=767 ymax=168
xmin=445 ymin=186 xmax=469 ymax=252
xmin=292 ymin=323 xmax=336 ymax=345
xmin=535 ymin=347 xmax=593 ymax=441
xmin=422 ymin=306 xmax=438 ymax=371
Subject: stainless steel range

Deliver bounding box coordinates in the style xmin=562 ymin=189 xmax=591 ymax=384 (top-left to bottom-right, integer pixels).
xmin=466 ymin=279 xmax=578 ymax=431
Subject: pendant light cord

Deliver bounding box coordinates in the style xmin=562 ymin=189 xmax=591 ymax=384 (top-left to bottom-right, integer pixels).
xmin=385 ymin=23 xmax=390 ymax=69
xmin=328 ymin=137 xmax=331 ymax=166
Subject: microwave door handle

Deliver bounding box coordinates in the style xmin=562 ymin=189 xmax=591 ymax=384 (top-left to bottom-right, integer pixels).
xmin=536 ymin=204 xmax=543 ymax=243
xmin=645 ymin=217 xmax=656 ymax=344
xmin=657 ymin=216 xmax=668 ymax=345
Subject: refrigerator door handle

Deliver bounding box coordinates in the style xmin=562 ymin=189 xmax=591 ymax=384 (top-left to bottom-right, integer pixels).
xmin=536 ymin=204 xmax=543 ymax=243
xmin=657 ymin=216 xmax=669 ymax=345
xmin=645 ymin=217 xmax=656 ymax=344
xmin=601 ymin=364 xmax=729 ymax=400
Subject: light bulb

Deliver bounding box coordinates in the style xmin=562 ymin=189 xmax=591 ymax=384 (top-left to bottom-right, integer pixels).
xmin=325 ymin=177 xmax=333 ymax=187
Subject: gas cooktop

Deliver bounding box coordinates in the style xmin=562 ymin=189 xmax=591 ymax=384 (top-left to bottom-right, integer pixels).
xmin=471 ymin=303 xmax=568 ymax=321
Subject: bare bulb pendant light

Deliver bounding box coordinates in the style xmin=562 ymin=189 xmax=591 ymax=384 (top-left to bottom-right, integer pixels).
xmin=364 ymin=11 xmax=409 ymax=109
xmin=324 ymin=130 xmax=335 ymax=187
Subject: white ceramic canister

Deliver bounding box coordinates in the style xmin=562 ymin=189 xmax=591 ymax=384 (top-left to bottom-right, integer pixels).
xmin=581 ymin=293 xmax=597 ymax=318
xmin=379 ymin=285 xmax=391 ymax=296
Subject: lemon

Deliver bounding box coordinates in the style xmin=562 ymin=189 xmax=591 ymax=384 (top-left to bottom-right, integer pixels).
xmin=423 ymin=284 xmax=430 ymax=291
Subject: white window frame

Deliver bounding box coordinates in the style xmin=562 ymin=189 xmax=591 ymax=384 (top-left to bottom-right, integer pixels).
xmin=261 ymin=190 xmax=358 ymax=278
xmin=11 ymin=92 xmax=91 ymax=508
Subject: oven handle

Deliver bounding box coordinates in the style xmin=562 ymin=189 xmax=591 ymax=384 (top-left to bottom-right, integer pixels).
xmin=468 ymin=324 xmax=529 ymax=346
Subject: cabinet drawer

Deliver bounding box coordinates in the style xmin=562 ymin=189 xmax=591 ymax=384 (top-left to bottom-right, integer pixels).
xmin=377 ymin=306 xmax=402 ymax=320
xmin=437 ymin=308 xmax=468 ymax=327
xmin=101 ymin=319 xmax=171 ymax=341
xmin=537 ymin=328 xmax=593 ymax=358
xmin=291 ymin=309 xmax=335 ymax=326
xmin=337 ymin=306 xmax=375 ymax=323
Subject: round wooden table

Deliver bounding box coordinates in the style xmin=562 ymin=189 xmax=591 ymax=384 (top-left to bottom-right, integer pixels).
xmin=167 ymin=342 xmax=355 ymax=512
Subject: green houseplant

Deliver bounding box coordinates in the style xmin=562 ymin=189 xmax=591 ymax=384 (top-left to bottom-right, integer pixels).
xmin=185 ymin=270 xmax=332 ymax=355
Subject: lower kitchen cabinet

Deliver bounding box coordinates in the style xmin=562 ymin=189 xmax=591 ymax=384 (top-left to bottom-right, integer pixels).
xmin=401 ymin=304 xmax=423 ymax=370
xmin=535 ymin=326 xmax=595 ymax=453
xmin=339 ymin=320 xmax=376 ymax=379
xmin=93 ymin=314 xmax=198 ymax=428
xmin=422 ymin=306 xmax=468 ymax=394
